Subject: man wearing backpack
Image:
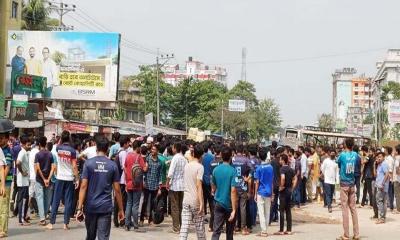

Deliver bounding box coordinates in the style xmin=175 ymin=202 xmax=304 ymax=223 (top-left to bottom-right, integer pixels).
xmin=124 ymin=141 xmax=147 ymax=232
xmin=113 ymin=136 xmax=130 ymax=228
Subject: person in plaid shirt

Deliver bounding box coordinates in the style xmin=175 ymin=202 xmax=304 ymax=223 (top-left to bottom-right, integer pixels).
xmin=140 ymin=145 xmax=162 ymax=226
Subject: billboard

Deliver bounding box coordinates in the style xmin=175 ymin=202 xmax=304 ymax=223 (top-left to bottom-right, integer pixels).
xmin=7 ymin=31 xmax=120 ymax=101
xmin=335 ymin=81 xmax=352 ymax=129
xmin=388 ymin=100 xmax=400 ymax=124
xmin=228 ymin=99 xmax=246 ymax=112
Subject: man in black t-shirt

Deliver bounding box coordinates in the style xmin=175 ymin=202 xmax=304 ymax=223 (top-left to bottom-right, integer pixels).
xmin=275 ymin=154 xmax=297 ymax=236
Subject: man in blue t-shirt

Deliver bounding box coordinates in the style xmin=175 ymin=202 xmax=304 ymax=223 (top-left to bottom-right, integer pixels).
xmin=211 ymin=146 xmax=237 ymax=240
xmin=231 ymin=145 xmax=252 ymax=235
xmin=77 ymin=136 xmax=124 ymax=240
xmin=201 ymin=141 xmax=215 ymax=231
xmin=336 ymin=139 xmax=359 ymax=240
xmin=374 ymin=152 xmax=390 ymax=224
xmin=254 ymin=147 xmax=273 ymax=237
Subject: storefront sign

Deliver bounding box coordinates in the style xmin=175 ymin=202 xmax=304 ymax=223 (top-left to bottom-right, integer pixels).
xmin=12 ymin=94 xmax=28 ymax=108
xmin=12 ymin=103 xmax=39 ymax=121
xmin=13 ymin=73 xmax=46 ymax=94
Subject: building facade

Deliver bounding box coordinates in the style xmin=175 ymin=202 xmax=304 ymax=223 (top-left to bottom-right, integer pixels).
xmin=0 ymin=0 xmax=22 ymax=93
xmin=162 ymin=57 xmax=227 ymax=86
xmin=351 ymin=76 xmax=372 ymax=109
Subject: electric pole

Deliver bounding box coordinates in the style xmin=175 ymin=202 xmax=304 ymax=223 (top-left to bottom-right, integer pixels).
xmin=156 ymin=51 xmax=174 ymax=126
xmin=45 ymin=0 xmax=76 ymax=31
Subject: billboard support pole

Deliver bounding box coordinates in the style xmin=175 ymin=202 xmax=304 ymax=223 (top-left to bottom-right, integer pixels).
xmin=156 ymin=49 xmax=160 ymax=126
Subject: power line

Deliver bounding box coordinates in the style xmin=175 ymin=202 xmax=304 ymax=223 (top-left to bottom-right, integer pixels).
xmin=209 ymin=47 xmax=388 ymax=66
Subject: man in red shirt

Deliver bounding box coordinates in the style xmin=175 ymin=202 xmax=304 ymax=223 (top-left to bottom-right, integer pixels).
xmin=124 ymin=141 xmax=147 ymax=232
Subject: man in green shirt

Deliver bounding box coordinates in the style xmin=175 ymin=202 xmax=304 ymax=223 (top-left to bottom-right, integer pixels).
xmin=211 ymin=146 xmax=237 ymax=240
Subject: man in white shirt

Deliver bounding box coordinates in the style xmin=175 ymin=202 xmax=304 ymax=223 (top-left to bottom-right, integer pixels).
xmin=298 ymin=146 xmax=309 ymax=204
xmin=167 ymin=142 xmax=187 ymax=233
xmin=321 ymin=147 xmax=338 ymax=213
xmin=384 ymin=146 xmax=395 ymax=211
xmin=16 ymin=136 xmax=32 ymax=226
xmin=79 ymin=138 xmax=97 ymax=160
xmin=28 ymin=143 xmax=39 ymax=217
xmin=41 ymin=47 xmax=59 ymax=98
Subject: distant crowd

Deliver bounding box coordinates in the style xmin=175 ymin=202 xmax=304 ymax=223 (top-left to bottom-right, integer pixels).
xmin=0 ymin=131 xmax=398 ymax=240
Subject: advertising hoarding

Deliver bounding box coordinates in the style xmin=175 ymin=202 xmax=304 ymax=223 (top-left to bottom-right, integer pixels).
xmin=388 ymin=100 xmax=400 ymax=124
xmin=228 ymin=99 xmax=246 ymax=112
xmin=7 ymin=31 xmax=120 ymax=101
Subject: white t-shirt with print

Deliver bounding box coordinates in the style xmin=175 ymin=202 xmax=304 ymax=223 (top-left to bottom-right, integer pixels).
xmin=17 ymin=148 xmax=30 ymax=187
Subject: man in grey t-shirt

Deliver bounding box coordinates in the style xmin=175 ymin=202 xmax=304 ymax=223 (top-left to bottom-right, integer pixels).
xmin=180 ymin=145 xmax=205 ymax=240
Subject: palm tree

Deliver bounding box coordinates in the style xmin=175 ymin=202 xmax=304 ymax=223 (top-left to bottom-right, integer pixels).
xmin=22 ymin=0 xmax=50 ymax=30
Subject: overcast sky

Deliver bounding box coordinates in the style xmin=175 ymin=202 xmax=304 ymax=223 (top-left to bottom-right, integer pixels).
xmin=65 ymin=0 xmax=400 ymax=126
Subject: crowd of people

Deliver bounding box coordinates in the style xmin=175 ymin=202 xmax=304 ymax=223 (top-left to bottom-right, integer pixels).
xmin=0 ymin=130 xmax=398 ymax=240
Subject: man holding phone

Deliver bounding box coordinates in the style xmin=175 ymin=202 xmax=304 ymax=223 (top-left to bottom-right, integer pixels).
xmin=76 ymin=136 xmax=124 ymax=240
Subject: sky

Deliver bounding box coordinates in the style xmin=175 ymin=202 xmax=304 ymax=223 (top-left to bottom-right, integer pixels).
xmin=63 ymin=0 xmax=400 ymax=126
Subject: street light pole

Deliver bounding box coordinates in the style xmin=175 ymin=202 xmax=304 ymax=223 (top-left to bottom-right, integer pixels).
xmin=155 ymin=50 xmax=174 ymax=126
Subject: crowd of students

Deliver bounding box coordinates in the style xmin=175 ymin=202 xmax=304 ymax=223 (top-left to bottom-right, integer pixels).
xmin=0 ymin=130 xmax=398 ymax=240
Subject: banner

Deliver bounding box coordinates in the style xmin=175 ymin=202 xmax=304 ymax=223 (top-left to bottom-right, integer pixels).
xmin=388 ymin=100 xmax=400 ymax=124
xmin=12 ymin=103 xmax=39 ymax=121
xmin=228 ymin=99 xmax=246 ymax=112
xmin=12 ymin=94 xmax=28 ymax=108
xmin=7 ymin=31 xmax=120 ymax=101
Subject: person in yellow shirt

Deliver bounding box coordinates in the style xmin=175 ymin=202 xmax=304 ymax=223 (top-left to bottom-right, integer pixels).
xmin=25 ymin=47 xmax=42 ymax=76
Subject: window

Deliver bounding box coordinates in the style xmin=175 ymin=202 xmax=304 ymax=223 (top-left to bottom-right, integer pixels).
xmin=355 ymin=83 xmax=358 ymax=87
xmin=354 ymin=91 xmax=358 ymax=95
xmin=11 ymin=1 xmax=18 ymax=19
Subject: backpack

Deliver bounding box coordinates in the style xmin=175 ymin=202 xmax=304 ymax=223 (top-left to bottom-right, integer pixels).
xmin=152 ymin=195 xmax=165 ymax=224
xmin=131 ymin=154 xmax=144 ymax=188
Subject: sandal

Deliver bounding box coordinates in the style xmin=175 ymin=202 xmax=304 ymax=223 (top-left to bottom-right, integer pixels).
xmin=0 ymin=232 xmax=7 ymax=238
xmin=256 ymin=232 xmax=268 ymax=237
xmin=336 ymin=236 xmax=350 ymax=240
xmin=375 ymin=219 xmax=385 ymax=224
xmin=38 ymin=220 xmax=47 ymax=226
xmin=284 ymin=231 xmax=293 ymax=235
xmin=274 ymin=231 xmax=285 ymax=235
xmin=242 ymin=229 xmax=250 ymax=235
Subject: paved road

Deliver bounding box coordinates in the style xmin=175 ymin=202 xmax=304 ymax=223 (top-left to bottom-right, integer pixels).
xmin=6 ymin=202 xmax=400 ymax=239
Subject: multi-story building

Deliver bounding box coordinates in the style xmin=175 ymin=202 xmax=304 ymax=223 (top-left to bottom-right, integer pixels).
xmin=162 ymin=56 xmax=227 ymax=86
xmin=332 ymin=68 xmax=357 ymax=129
xmin=351 ymin=76 xmax=373 ymax=110
xmin=0 ymin=0 xmax=22 ymax=93
xmin=117 ymin=79 xmax=145 ymax=123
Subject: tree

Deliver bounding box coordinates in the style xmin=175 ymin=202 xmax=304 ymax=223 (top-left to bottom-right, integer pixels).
xmin=363 ymin=112 xmax=374 ymax=124
xmin=250 ymin=98 xmax=282 ymax=141
xmin=318 ymin=113 xmax=334 ymax=129
xmin=22 ymin=0 xmax=51 ymax=30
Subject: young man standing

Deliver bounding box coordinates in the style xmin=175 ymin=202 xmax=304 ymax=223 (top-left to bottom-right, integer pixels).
xmin=124 ymin=141 xmax=147 ymax=232
xmin=167 ymin=142 xmax=187 ymax=233
xmin=46 ymin=130 xmax=79 ymax=230
xmin=77 ymin=136 xmax=124 ymax=240
xmin=34 ymin=136 xmax=55 ymax=225
xmin=16 ymin=136 xmax=31 ymax=226
xmin=254 ymin=147 xmax=273 ymax=237
xmin=336 ymin=138 xmax=359 ymax=240
xmin=384 ymin=146 xmax=395 ymax=212
xmin=201 ymin=141 xmax=215 ymax=232
xmin=180 ymin=144 xmax=205 ymax=240
xmin=140 ymin=145 xmax=162 ymax=226
xmin=298 ymin=146 xmax=308 ymax=204
xmin=231 ymin=144 xmax=252 ymax=235
xmin=211 ymin=146 xmax=237 ymax=240
xmin=0 ymin=132 xmax=12 ymax=237
xmin=275 ymin=154 xmax=297 ymax=236
xmin=394 ymin=145 xmax=400 ymax=214
xmin=375 ymin=152 xmax=390 ymax=224
xmin=361 ymin=146 xmax=374 ymax=207
xmin=321 ymin=148 xmax=338 ymax=213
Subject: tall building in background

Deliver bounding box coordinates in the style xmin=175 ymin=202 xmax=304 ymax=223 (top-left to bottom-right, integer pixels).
xmin=0 ymin=0 xmax=22 ymax=93
xmin=351 ymin=75 xmax=372 ymax=109
xmin=332 ymin=68 xmax=357 ymax=129
xmin=162 ymin=57 xmax=227 ymax=86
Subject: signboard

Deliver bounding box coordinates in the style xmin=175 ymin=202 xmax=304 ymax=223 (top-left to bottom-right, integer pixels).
xmin=228 ymin=99 xmax=246 ymax=112
xmin=145 ymin=113 xmax=154 ymax=135
xmin=7 ymin=31 xmax=120 ymax=101
xmin=12 ymin=103 xmax=39 ymax=121
xmin=12 ymin=94 xmax=28 ymax=108
xmin=388 ymin=100 xmax=400 ymax=124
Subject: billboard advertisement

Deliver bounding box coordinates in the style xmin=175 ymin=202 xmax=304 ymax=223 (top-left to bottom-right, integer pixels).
xmin=335 ymin=81 xmax=352 ymax=129
xmin=7 ymin=31 xmax=120 ymax=101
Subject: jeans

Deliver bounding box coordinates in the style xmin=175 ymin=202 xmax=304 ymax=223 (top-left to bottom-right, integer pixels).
xmin=140 ymin=188 xmax=157 ymax=223
xmin=279 ymin=189 xmax=292 ymax=232
xmin=372 ymin=186 xmax=378 ymax=218
xmin=355 ymin=175 xmax=361 ymax=204
xmin=300 ymin=177 xmax=307 ymax=203
xmin=248 ymin=197 xmax=257 ymax=227
xmin=212 ymin=203 xmax=234 ymax=240
xmin=270 ymin=187 xmax=279 ymax=223
xmin=125 ymin=190 xmax=142 ymax=228
xmin=17 ymin=186 xmax=29 ymax=223
xmin=388 ymin=181 xmax=394 ymax=210
xmin=361 ymin=178 xmax=373 ymax=206
xmin=235 ymin=190 xmax=247 ymax=229
xmin=292 ymin=185 xmax=300 ymax=207
xmin=50 ymin=180 xmax=74 ymax=225
xmin=35 ymin=183 xmax=53 ymax=221
xmin=114 ymin=184 xmax=127 ymax=227
xmin=394 ymin=182 xmax=400 ymax=212
xmin=376 ymin=188 xmax=388 ymax=220
xmin=203 ymin=183 xmax=215 ymax=230
xmin=256 ymin=195 xmax=271 ymax=232
xmin=169 ymin=191 xmax=184 ymax=231
xmin=179 ymin=204 xmax=206 ymax=240
xmin=340 ymin=185 xmax=359 ymax=238
xmin=0 ymin=187 xmax=11 ymax=234
xmin=85 ymin=212 xmax=112 ymax=240
xmin=324 ymin=183 xmax=335 ymax=208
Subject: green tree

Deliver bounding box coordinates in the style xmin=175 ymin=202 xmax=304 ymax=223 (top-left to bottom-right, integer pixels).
xmin=22 ymin=0 xmax=51 ymax=30
xmin=363 ymin=112 xmax=374 ymax=124
xmin=250 ymin=98 xmax=282 ymax=141
xmin=318 ymin=113 xmax=334 ymax=129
